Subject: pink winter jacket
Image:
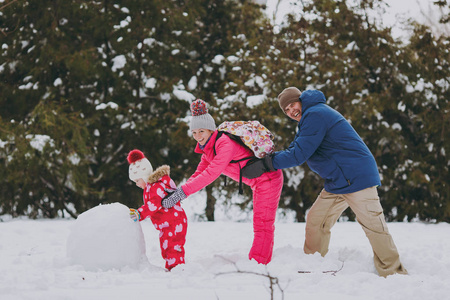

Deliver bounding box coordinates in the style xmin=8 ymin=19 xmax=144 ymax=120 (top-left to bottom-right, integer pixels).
xmin=181 ymin=130 xmax=259 ymax=196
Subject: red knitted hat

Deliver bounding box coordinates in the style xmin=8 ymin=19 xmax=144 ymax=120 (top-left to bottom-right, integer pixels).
xmin=127 ymin=149 xmax=145 ymax=164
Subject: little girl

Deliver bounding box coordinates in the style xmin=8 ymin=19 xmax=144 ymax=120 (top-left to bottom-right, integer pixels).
xmin=127 ymin=149 xmax=187 ymax=270
xmin=162 ymin=100 xmax=284 ymax=264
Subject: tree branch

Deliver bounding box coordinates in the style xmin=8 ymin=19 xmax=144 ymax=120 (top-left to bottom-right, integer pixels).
xmin=298 ymin=261 xmax=345 ymax=276
xmin=0 ymin=0 xmax=20 ymax=11
xmin=214 ymin=256 xmax=285 ymax=300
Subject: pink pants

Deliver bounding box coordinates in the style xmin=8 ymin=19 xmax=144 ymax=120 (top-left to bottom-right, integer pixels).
xmin=248 ymin=169 xmax=283 ymax=264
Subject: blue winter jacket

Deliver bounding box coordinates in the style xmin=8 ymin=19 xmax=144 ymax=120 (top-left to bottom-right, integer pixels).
xmin=272 ymin=90 xmax=381 ymax=194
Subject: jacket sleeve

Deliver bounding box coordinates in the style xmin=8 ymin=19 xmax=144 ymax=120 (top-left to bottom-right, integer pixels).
xmin=182 ymin=137 xmax=237 ymax=196
xmin=272 ymin=111 xmax=328 ymax=170
xmin=186 ymin=154 xmax=210 ymax=184
xmin=138 ymin=182 xmax=166 ymax=221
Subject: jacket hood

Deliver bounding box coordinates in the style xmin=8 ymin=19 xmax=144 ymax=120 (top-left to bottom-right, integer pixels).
xmin=146 ymin=165 xmax=170 ymax=184
xmin=300 ymin=90 xmax=326 ymax=113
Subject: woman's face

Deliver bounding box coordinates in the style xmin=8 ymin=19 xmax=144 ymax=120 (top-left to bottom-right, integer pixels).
xmin=192 ymin=129 xmax=214 ymax=146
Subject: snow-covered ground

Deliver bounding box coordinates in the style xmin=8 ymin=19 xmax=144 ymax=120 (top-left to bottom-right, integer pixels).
xmin=1 ymin=201 xmax=449 ymax=300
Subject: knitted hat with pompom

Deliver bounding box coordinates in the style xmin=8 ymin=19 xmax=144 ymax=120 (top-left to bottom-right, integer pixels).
xmin=190 ymin=99 xmax=216 ymax=131
xmin=127 ymin=149 xmax=153 ymax=183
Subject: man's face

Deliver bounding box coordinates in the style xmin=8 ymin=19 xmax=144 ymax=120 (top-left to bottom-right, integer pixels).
xmin=284 ymin=101 xmax=302 ymax=122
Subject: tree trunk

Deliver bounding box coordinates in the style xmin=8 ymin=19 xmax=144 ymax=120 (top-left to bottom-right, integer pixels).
xmin=205 ymin=185 xmax=216 ymax=221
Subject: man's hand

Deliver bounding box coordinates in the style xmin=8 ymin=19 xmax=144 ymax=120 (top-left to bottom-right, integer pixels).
xmin=129 ymin=208 xmax=140 ymax=222
xmin=161 ymin=188 xmax=187 ymax=208
xmin=242 ymin=155 xmax=276 ymax=179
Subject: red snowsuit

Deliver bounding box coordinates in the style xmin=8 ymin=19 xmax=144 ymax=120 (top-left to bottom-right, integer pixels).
xmin=181 ymin=131 xmax=284 ymax=264
xmin=137 ymin=165 xmax=187 ymax=270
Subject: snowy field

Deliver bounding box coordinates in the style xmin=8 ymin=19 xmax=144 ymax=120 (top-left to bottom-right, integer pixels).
xmin=1 ymin=202 xmax=449 ymax=300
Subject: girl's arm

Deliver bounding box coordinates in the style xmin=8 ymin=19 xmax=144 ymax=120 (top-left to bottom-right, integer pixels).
xmin=186 ymin=155 xmax=209 ymax=184
xmin=137 ymin=182 xmax=166 ymax=220
xmin=182 ymin=136 xmax=236 ymax=196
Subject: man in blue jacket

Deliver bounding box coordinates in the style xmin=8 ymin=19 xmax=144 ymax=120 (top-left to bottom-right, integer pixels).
xmin=245 ymin=87 xmax=407 ymax=277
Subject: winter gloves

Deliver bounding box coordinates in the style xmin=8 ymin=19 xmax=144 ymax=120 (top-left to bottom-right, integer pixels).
xmin=242 ymin=155 xmax=276 ymax=179
xmin=162 ymin=188 xmax=187 ymax=208
xmin=129 ymin=208 xmax=140 ymax=222
xmin=130 ymin=188 xmax=186 ymax=214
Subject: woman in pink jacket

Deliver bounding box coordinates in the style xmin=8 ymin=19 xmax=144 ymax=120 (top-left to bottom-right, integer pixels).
xmin=162 ymin=99 xmax=284 ymax=264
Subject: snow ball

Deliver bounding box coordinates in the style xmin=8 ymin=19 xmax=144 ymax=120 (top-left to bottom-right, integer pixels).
xmin=66 ymin=203 xmax=147 ymax=271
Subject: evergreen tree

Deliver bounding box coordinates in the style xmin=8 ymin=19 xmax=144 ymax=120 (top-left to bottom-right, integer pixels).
xmin=260 ymin=0 xmax=449 ymax=222
xmin=0 ymin=0 xmax=275 ymax=219
xmin=388 ymin=24 xmax=449 ymax=221
xmin=1 ymin=0 xmax=448 ymax=223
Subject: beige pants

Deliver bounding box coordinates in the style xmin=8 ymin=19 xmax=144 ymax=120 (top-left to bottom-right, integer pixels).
xmin=304 ymin=186 xmax=407 ymax=277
